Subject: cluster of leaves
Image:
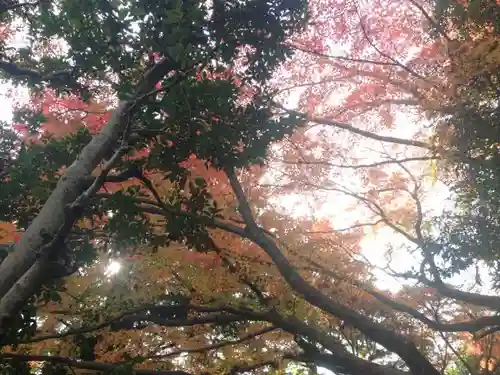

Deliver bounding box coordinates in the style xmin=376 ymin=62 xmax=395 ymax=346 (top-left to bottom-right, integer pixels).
xmin=0 ymin=0 xmax=310 ymax=364
xmin=8 ymin=1 xmax=500 ymax=375
xmin=435 ymin=0 xmax=500 ymax=36
xmin=428 ymin=2 xmax=500 ymax=277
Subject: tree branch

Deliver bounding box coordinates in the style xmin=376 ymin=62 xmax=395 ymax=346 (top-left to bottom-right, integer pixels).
xmin=273 ymin=103 xmax=433 ymax=150
xmin=21 ymin=305 xmax=265 ymax=344
xmin=228 ymin=360 xmax=278 ymax=375
xmin=406 ymin=0 xmax=452 ymax=42
xmin=225 ymin=168 xmax=440 ymax=375
xmin=289 ymin=44 xmax=403 ymax=67
xmin=150 ymin=326 xmax=276 ymax=359
xmin=355 ymin=5 xmax=427 ymax=82
xmin=273 ymin=156 xmax=439 ymax=170
xmin=0 ymin=353 xmax=195 ymax=375
xmin=298 ymin=351 xmax=409 ymax=375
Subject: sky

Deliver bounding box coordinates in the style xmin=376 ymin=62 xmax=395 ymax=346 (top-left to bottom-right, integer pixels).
xmin=0 ymin=85 xmax=14 ymax=122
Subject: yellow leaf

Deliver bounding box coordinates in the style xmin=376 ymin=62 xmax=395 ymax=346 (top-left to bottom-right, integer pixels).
xmin=430 ymin=159 xmax=438 ymax=185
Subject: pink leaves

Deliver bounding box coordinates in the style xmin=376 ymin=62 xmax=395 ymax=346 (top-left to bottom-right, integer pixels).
xmin=11 ymin=123 xmax=28 ymax=135
xmin=306 ymin=93 xmax=321 ymax=116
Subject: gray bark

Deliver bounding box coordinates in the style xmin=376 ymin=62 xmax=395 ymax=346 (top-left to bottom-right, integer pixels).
xmin=0 ymin=57 xmax=175 ymax=332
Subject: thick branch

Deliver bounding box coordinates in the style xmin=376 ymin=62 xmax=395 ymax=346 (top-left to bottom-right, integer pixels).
xmin=300 ymin=236 xmax=500 ymax=339
xmin=431 ymin=282 xmax=500 ymax=311
xmin=300 ymin=351 xmax=409 ymax=375
xmin=226 ymin=169 xmax=440 ymax=375
xmin=228 ymin=360 xmax=278 ymax=375
xmin=275 ymin=314 xmax=409 ymax=375
xmin=0 ymin=353 xmax=194 ymax=375
xmin=22 ymin=305 xmax=262 ymax=344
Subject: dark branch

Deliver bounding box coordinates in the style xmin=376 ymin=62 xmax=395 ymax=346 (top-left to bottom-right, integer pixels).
xmin=0 ymin=353 xmax=195 ymax=375
xmin=150 ymin=326 xmax=276 ymax=359
xmin=290 ymin=44 xmax=403 ymax=67
xmin=229 ymin=360 xmax=278 ymax=375
xmin=226 ymin=168 xmax=440 ymax=375
xmin=21 ymin=305 xmax=262 ymax=344
xmin=406 ymin=0 xmax=452 ymax=42
xmin=355 ymin=6 xmax=427 ymax=82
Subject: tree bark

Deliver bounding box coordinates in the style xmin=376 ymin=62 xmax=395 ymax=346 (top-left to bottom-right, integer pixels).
xmin=0 ymin=57 xmax=176 ymax=334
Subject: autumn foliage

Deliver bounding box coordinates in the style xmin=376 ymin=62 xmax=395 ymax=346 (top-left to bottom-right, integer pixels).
xmin=1 ymin=1 xmax=500 ymax=375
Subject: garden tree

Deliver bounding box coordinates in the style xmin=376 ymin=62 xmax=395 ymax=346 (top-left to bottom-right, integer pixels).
xmin=0 ymin=0 xmax=310 ymax=321
xmin=3 ymin=2 xmax=500 ymax=375
xmin=2 ymin=87 xmax=415 ymax=375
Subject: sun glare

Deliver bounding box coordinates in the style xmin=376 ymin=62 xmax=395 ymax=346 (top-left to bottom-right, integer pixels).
xmin=105 ymin=260 xmax=122 ymax=276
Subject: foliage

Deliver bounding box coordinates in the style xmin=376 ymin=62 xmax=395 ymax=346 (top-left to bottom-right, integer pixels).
xmin=4 ymin=1 xmax=500 ymax=375
xmin=426 ymin=0 xmax=500 ymax=279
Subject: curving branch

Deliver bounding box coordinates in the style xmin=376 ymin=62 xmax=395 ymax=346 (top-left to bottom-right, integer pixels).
xmin=225 ymin=168 xmax=441 ymax=375
xmin=354 ymin=4 xmax=428 ymax=82
xmin=273 ymin=312 xmax=411 ymax=375
xmin=0 ymin=59 xmax=87 ymax=93
xmin=427 ymin=282 xmax=500 ymax=311
xmin=19 ymin=304 xmax=269 ymax=344
xmin=308 ymin=258 xmax=500 ymax=336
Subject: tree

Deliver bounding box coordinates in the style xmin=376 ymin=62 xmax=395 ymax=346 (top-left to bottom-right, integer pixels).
xmin=5 ymin=1 xmax=500 ymax=375
xmin=0 ymin=0 xmax=308 ymax=323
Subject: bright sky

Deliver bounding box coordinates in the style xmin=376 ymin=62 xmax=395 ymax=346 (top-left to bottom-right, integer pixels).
xmin=0 ymin=86 xmax=14 ymax=123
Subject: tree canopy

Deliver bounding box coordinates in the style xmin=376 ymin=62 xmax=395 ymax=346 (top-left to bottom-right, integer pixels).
xmin=1 ymin=1 xmax=500 ymax=375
